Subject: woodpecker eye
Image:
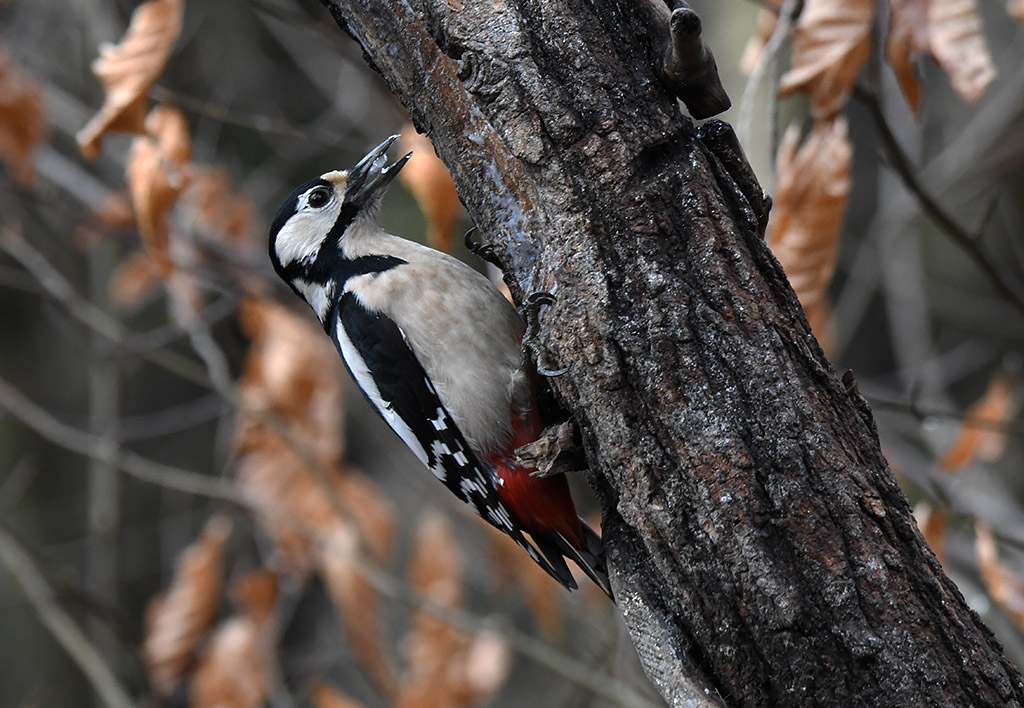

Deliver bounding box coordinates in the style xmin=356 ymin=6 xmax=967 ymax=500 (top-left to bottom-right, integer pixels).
xmin=307 ymin=188 xmax=330 ymax=208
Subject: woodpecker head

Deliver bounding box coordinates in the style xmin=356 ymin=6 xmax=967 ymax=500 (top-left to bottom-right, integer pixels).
xmin=269 ymin=134 xmax=411 ymax=286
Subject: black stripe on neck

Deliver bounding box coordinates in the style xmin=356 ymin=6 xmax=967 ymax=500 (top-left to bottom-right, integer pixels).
xmin=319 ymin=255 xmax=405 ymax=331
xmin=326 ymin=202 xmax=360 ymax=247
xmin=329 ymin=254 xmax=406 ymax=284
xmin=308 ymin=202 xmax=360 ymax=280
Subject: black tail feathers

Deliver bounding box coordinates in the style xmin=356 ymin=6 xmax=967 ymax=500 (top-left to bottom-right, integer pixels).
xmin=528 ymin=519 xmax=613 ymax=600
xmin=549 ymin=521 xmax=613 ymax=600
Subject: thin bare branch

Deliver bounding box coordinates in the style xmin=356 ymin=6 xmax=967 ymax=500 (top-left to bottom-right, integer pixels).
xmin=737 ymin=0 xmax=802 ymax=151
xmin=119 ymin=393 xmax=225 ymax=442
xmin=0 ymin=228 xmax=215 ymax=389
xmin=0 ymin=376 xmax=238 ymax=502
xmin=85 ymin=238 xmax=122 ymax=666
xmin=0 ymin=458 xmax=38 ymax=512
xmin=150 ymin=85 xmax=346 ymax=145
xmin=853 ymin=85 xmax=1024 ymax=319
xmin=0 ymin=522 xmax=136 ymax=708
xmin=868 ymin=395 xmax=1024 ymax=440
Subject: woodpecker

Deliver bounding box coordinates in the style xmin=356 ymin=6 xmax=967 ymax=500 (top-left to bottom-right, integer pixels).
xmin=269 ymin=135 xmax=611 ymax=596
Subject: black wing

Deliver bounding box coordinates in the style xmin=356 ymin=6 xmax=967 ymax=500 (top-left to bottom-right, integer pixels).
xmin=328 ymin=292 xmax=569 ymax=584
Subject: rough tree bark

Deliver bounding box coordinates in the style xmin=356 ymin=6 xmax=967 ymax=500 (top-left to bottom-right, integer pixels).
xmin=317 ymin=0 xmax=1024 ymax=706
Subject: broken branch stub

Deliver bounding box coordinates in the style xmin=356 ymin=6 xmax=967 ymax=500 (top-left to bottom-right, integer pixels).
xmin=659 ymin=2 xmax=731 ymax=118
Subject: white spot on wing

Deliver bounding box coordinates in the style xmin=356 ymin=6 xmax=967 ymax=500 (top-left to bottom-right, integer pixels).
xmin=460 ymin=477 xmax=486 ymax=497
xmin=520 ymin=542 xmax=543 ymax=563
xmin=429 ymin=441 xmax=449 ymax=481
xmin=487 ymin=505 xmax=514 ymax=530
xmin=430 ymin=408 xmax=447 ymax=430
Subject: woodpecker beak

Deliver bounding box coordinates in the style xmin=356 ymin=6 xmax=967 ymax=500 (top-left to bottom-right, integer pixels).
xmin=346 ymin=134 xmax=412 ymax=205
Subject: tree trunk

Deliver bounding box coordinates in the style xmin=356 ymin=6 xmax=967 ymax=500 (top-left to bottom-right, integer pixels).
xmin=317 ymin=0 xmax=1024 ymax=705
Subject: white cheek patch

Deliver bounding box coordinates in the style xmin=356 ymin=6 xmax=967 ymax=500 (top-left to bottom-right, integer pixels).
xmin=274 ymin=199 xmax=342 ymax=267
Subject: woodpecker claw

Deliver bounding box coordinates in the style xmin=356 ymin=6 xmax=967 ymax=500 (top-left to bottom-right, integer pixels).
xmin=464 ymin=226 xmax=500 ymax=265
xmin=537 ymin=364 xmax=569 ymax=377
xmin=522 ymin=291 xmax=568 ymax=377
xmin=525 ymin=291 xmax=556 ymax=308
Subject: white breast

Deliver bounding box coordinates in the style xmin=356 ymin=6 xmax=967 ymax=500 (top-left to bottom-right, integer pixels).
xmin=342 ymin=226 xmax=525 ymax=455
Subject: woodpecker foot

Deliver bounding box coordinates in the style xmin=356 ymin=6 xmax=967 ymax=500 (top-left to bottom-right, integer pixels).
xmin=516 ymin=420 xmax=586 ymax=478
xmin=464 ymin=226 xmax=501 ymax=265
xmin=522 ymin=291 xmax=568 ymax=377
xmin=697 ymin=120 xmax=772 ymax=237
xmin=658 ymin=2 xmax=731 ymax=119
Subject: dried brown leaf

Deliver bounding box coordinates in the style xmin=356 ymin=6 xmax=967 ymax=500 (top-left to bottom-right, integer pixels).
xmin=887 ymin=0 xmax=930 ymax=114
xmin=236 ymin=450 xmax=394 ymax=579
xmin=166 ymin=268 xmax=207 ymax=329
xmin=397 ymin=511 xmax=466 ymax=708
xmin=109 ymin=250 xmax=162 ymax=309
xmin=230 ymin=569 xmax=279 ymax=627
xmin=318 ymin=523 xmax=396 ymax=695
xmin=145 ymin=102 xmax=191 ymax=167
xmin=310 ymin=681 xmax=367 ymax=708
xmin=928 ymin=0 xmax=996 ymax=104
xmin=236 ymin=298 xmax=345 ymax=468
xmin=888 ymin=0 xmax=996 ymax=110
xmin=779 ymin=0 xmax=873 ymax=118
xmin=767 ymin=117 xmax=851 ymax=350
xmin=975 ymin=521 xmax=1024 ymax=632
xmin=77 ymin=0 xmax=185 ymax=160
xmin=1010 ymin=0 xmax=1024 ymax=22
xmin=461 ymin=631 xmax=512 ymax=705
xmin=192 ymin=571 xmax=278 ymax=708
xmin=409 ymin=511 xmax=464 ymax=607
xmin=396 ymin=513 xmax=511 ymax=708
xmin=235 ymin=437 xmax=340 ymax=574
xmin=939 ymin=372 xmax=1016 ymax=471
xmin=143 ymin=515 xmax=232 ymax=696
xmin=338 ymin=472 xmax=397 ymax=561
xmin=180 ymin=166 xmax=257 ymax=246
xmin=190 ymin=616 xmax=274 ymax=708
xmin=0 ymin=49 xmax=47 ymax=186
xmin=93 ymin=192 xmax=137 ymax=230
xmin=398 ymin=127 xmax=461 ymax=252
xmin=914 ymin=501 xmax=949 ymax=566
xmin=125 ymin=105 xmax=192 ymax=278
